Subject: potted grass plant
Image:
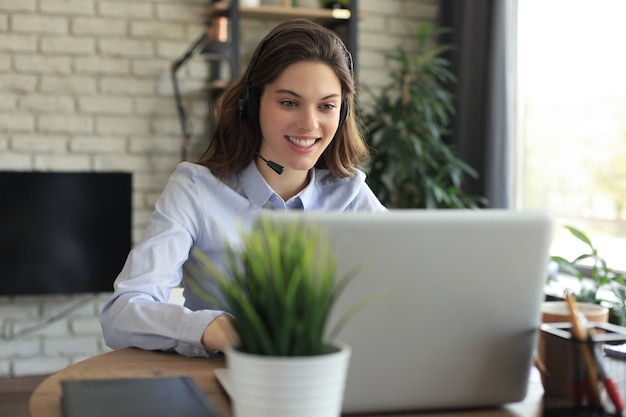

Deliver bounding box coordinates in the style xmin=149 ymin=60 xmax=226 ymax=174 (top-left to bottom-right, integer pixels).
xmin=184 ymin=215 xmax=366 ymax=417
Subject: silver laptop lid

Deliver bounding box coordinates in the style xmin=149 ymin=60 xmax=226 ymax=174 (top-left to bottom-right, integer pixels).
xmin=259 ymin=209 xmax=553 ymax=413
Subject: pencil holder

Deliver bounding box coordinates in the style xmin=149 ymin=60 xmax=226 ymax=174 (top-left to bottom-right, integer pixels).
xmin=540 ymin=321 xmax=626 ymax=417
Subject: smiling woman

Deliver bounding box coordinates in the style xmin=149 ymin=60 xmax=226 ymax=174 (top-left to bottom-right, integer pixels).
xmin=516 ymin=0 xmax=626 ymax=272
xmin=99 ymin=19 xmax=387 ymax=361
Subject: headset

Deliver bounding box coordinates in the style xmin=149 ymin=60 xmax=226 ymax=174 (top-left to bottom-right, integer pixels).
xmin=238 ymin=23 xmax=354 ymax=127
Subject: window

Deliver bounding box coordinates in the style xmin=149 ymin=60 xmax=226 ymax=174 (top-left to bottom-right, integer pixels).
xmin=516 ymin=0 xmax=626 ymax=271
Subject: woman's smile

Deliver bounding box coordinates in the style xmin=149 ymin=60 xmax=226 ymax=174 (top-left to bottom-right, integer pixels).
xmin=286 ymin=135 xmax=320 ymax=149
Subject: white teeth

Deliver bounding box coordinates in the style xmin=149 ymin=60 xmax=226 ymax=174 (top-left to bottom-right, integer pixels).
xmin=287 ymin=137 xmax=316 ymax=148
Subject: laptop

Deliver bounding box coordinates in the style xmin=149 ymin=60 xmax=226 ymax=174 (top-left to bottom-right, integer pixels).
xmin=219 ymin=209 xmax=553 ymax=413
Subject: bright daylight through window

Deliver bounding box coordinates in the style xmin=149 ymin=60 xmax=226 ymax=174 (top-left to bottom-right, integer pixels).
xmin=516 ymin=0 xmax=626 ymax=272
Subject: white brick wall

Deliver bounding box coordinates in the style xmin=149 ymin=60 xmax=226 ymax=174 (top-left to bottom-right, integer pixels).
xmin=0 ymin=0 xmax=438 ymax=378
xmin=0 ymin=294 xmax=111 ymax=377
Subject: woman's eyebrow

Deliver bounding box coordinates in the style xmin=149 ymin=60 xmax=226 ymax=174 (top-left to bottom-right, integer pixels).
xmin=273 ymin=89 xmax=341 ymax=101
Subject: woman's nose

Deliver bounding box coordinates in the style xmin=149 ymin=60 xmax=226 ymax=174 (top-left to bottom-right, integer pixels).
xmin=297 ymin=107 xmax=319 ymax=131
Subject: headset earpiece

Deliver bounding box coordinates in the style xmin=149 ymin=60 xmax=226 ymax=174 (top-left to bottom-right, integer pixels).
xmin=239 ymin=88 xmax=260 ymax=122
xmin=339 ymin=99 xmax=349 ymax=127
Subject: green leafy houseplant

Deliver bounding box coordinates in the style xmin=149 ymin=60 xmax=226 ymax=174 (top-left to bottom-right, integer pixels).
xmin=183 ymin=216 xmax=364 ymax=356
xmin=549 ymin=225 xmax=626 ymax=325
xmin=362 ymin=23 xmax=486 ymax=209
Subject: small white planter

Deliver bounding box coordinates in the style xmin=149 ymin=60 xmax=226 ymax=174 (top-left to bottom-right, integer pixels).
xmin=227 ymin=342 xmax=351 ymax=417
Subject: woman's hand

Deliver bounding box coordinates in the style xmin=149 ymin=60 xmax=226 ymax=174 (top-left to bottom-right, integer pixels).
xmin=201 ymin=316 xmax=239 ymax=353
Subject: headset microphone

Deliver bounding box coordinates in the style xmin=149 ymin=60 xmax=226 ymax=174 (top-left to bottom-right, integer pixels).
xmin=264 ymin=159 xmax=285 ymax=175
xmin=237 ymin=107 xmax=285 ymax=175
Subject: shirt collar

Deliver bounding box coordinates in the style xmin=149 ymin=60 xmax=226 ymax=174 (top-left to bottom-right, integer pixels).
xmin=238 ymin=161 xmax=274 ymax=210
xmin=237 ymin=161 xmax=318 ymax=210
xmin=296 ymin=168 xmax=316 ymax=209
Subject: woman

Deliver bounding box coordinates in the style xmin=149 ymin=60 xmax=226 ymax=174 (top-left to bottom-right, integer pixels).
xmin=100 ymin=19 xmax=387 ymax=358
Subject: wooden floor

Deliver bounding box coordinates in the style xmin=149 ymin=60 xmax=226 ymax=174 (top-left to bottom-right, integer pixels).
xmin=0 ymin=375 xmax=49 ymax=417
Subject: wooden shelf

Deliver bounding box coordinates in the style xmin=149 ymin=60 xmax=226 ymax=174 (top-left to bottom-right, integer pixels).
xmin=206 ymin=3 xmax=351 ymax=23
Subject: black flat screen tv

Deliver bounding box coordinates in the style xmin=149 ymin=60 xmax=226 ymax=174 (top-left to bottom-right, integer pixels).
xmin=0 ymin=171 xmax=132 ymax=295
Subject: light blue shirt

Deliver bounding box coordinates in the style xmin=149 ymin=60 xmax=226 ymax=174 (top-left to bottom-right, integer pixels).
xmin=100 ymin=161 xmax=387 ymax=357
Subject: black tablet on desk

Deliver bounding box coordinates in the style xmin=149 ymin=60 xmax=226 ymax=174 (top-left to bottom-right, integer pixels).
xmin=61 ymin=376 xmax=221 ymax=417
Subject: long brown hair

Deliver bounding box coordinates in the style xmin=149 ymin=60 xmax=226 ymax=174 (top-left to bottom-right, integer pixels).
xmin=196 ymin=19 xmax=370 ymax=179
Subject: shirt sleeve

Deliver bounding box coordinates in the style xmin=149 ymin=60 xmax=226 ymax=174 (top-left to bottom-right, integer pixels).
xmin=100 ymin=166 xmax=227 ymax=357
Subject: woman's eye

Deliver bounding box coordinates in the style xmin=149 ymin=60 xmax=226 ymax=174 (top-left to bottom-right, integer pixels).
xmin=320 ymin=103 xmax=337 ymax=111
xmin=280 ymin=100 xmax=297 ymax=107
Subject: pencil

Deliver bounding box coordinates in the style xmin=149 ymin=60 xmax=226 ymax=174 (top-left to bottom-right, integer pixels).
xmin=565 ymin=293 xmax=603 ymax=408
xmin=588 ymin=327 xmax=625 ymax=414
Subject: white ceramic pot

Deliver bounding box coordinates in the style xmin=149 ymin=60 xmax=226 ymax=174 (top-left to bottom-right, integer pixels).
xmin=227 ymin=342 xmax=351 ymax=417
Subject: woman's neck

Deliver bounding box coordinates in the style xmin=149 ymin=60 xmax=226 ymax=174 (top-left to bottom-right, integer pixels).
xmin=256 ymin=159 xmax=310 ymax=202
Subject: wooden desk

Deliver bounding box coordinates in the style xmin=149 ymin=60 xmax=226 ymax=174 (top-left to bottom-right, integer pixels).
xmin=29 ymin=347 xmax=544 ymax=417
